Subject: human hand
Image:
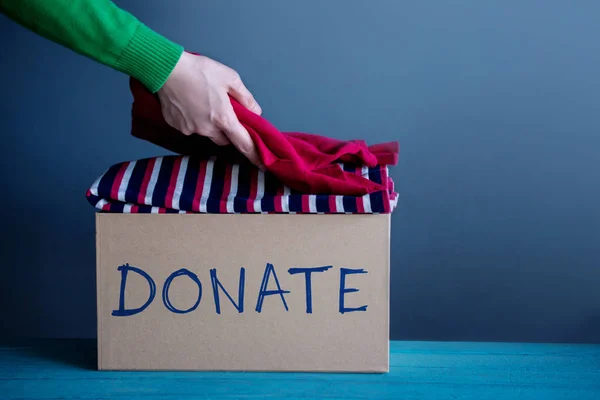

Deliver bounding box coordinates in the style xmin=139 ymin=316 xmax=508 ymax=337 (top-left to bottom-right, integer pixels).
xmin=157 ymin=52 xmax=263 ymax=168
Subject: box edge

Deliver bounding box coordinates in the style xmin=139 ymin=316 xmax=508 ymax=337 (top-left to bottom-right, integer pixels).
xmin=95 ymin=212 xmax=103 ymax=371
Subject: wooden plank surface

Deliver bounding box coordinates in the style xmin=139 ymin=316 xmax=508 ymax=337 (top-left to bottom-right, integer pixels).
xmin=1 ymin=340 xmax=599 ymax=399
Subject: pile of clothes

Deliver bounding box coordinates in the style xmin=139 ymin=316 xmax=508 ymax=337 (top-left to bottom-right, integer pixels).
xmin=86 ymin=76 xmax=399 ymax=214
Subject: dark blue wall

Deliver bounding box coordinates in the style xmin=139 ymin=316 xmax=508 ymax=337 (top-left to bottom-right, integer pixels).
xmin=1 ymin=0 xmax=599 ymax=342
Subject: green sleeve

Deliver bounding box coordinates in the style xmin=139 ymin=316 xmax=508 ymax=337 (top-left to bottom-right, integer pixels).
xmin=0 ymin=0 xmax=184 ymax=92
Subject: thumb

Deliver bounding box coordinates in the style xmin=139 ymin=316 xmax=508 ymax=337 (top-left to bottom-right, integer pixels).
xmin=229 ymin=78 xmax=262 ymax=115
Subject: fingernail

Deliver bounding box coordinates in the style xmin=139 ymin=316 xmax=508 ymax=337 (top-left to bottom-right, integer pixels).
xmin=253 ymin=103 xmax=262 ymax=115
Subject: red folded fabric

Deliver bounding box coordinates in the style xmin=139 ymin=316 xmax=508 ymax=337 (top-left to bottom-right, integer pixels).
xmin=129 ymin=54 xmax=399 ymax=196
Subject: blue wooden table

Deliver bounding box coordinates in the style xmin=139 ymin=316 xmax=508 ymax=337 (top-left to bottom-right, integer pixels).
xmin=1 ymin=340 xmax=599 ymax=399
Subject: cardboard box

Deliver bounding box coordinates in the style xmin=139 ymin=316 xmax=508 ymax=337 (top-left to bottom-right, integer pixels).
xmin=96 ymin=213 xmax=391 ymax=372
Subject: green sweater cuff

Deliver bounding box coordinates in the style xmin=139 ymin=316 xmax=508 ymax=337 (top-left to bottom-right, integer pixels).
xmin=116 ymin=23 xmax=183 ymax=93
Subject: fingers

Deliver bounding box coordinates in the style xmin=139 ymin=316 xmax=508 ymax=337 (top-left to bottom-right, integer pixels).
xmin=160 ymin=102 xmax=193 ymax=135
xmin=227 ymin=121 xmax=263 ymax=169
xmin=157 ymin=54 xmax=263 ymax=168
xmin=209 ymin=131 xmax=231 ymax=146
xmin=229 ymin=75 xmax=262 ymax=115
xmin=216 ymin=108 xmax=263 ymax=169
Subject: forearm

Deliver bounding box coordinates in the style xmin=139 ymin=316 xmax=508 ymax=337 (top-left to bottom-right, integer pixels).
xmin=0 ymin=0 xmax=183 ymax=92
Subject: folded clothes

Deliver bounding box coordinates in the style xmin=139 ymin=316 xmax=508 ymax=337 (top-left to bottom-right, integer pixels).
xmin=86 ymin=155 xmax=398 ymax=214
xmin=128 ymin=54 xmax=399 ymax=197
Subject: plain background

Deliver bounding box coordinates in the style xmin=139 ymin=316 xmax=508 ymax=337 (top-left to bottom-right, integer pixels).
xmin=1 ymin=0 xmax=599 ymax=343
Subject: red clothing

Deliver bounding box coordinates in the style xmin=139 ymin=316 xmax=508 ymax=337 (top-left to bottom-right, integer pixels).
xmin=129 ymin=56 xmax=399 ymax=196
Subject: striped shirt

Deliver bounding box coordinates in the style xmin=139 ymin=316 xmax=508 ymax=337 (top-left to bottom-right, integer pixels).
xmin=86 ymin=156 xmax=398 ymax=214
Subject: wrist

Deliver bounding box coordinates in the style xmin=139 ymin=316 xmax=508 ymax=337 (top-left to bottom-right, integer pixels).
xmin=159 ymin=51 xmax=198 ymax=93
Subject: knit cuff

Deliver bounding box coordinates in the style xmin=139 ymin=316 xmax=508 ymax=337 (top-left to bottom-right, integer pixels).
xmin=116 ymin=23 xmax=183 ymax=93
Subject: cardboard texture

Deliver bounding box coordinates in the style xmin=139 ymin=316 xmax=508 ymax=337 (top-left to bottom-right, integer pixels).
xmin=96 ymin=213 xmax=390 ymax=372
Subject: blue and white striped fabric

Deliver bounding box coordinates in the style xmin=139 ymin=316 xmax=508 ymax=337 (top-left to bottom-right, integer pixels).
xmin=86 ymin=155 xmax=398 ymax=214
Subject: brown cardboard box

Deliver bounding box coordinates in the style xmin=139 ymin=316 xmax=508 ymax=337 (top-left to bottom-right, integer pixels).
xmin=96 ymin=212 xmax=390 ymax=372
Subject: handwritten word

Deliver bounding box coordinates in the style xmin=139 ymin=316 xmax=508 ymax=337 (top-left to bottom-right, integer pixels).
xmin=112 ymin=263 xmax=368 ymax=316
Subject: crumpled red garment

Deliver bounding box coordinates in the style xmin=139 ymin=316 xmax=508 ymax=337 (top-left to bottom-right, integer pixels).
xmin=128 ymin=54 xmax=399 ymax=196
